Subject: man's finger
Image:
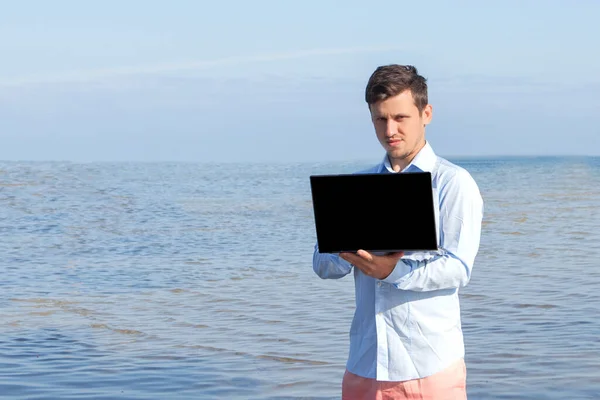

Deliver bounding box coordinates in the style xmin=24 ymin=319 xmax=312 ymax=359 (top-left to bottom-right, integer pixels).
xmin=353 ymin=264 xmax=371 ymax=277
xmin=340 ymin=252 xmax=371 ymax=271
xmin=339 ymin=252 xmax=360 ymax=265
xmin=356 ymin=249 xmax=374 ymax=262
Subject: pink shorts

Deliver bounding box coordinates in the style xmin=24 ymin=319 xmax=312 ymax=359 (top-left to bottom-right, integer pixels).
xmin=341 ymin=358 xmax=467 ymax=400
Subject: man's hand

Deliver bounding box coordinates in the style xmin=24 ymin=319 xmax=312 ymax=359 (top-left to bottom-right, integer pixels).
xmin=339 ymin=250 xmax=404 ymax=280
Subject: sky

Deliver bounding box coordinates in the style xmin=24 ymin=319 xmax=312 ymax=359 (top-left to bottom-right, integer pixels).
xmin=1 ymin=0 xmax=599 ymax=162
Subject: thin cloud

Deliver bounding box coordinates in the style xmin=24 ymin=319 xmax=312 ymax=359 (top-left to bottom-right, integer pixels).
xmin=1 ymin=46 xmax=405 ymax=88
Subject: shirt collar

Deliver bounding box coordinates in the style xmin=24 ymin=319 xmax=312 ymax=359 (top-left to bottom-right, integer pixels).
xmin=381 ymin=141 xmax=437 ymax=173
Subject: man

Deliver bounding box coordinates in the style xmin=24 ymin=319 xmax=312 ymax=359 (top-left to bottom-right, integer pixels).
xmin=312 ymin=65 xmax=483 ymax=399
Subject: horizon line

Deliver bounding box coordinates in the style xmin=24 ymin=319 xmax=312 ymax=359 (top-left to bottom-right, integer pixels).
xmin=1 ymin=154 xmax=599 ymax=164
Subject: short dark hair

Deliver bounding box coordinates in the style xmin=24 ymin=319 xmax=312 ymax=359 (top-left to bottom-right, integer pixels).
xmin=365 ymin=64 xmax=428 ymax=113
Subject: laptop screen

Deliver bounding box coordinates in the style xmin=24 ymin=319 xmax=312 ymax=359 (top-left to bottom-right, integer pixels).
xmin=309 ymin=172 xmax=438 ymax=253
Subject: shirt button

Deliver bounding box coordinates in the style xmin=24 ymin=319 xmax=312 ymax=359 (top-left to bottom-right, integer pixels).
xmin=377 ymin=281 xmax=382 ymax=287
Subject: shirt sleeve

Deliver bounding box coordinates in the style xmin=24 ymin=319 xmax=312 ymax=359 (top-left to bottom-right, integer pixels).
xmin=382 ymin=169 xmax=484 ymax=291
xmin=312 ymin=242 xmax=353 ymax=279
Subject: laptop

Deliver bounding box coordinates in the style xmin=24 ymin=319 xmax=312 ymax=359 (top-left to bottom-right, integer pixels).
xmin=309 ymin=172 xmax=438 ymax=253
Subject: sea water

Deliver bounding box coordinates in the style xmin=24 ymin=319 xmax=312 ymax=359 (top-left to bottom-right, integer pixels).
xmin=1 ymin=157 xmax=599 ymax=399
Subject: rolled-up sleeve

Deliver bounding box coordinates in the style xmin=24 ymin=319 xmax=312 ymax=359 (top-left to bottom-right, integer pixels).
xmin=312 ymin=243 xmax=353 ymax=279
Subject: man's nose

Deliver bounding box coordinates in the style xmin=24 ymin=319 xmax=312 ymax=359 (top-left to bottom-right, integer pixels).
xmin=386 ymin=120 xmax=397 ymax=137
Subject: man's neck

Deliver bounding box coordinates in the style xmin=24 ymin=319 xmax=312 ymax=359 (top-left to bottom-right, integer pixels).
xmin=388 ymin=141 xmax=426 ymax=172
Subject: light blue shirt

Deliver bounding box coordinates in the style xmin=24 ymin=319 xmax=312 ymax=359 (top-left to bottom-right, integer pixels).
xmin=312 ymin=141 xmax=484 ymax=381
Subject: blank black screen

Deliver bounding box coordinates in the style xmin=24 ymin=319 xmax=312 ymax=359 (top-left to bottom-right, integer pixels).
xmin=309 ymin=172 xmax=438 ymax=253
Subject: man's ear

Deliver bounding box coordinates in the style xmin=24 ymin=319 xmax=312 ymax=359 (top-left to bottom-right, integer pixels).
xmin=422 ymin=104 xmax=433 ymax=125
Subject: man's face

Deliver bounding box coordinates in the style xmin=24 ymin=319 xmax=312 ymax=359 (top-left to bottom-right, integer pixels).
xmin=369 ymin=90 xmax=432 ymax=165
